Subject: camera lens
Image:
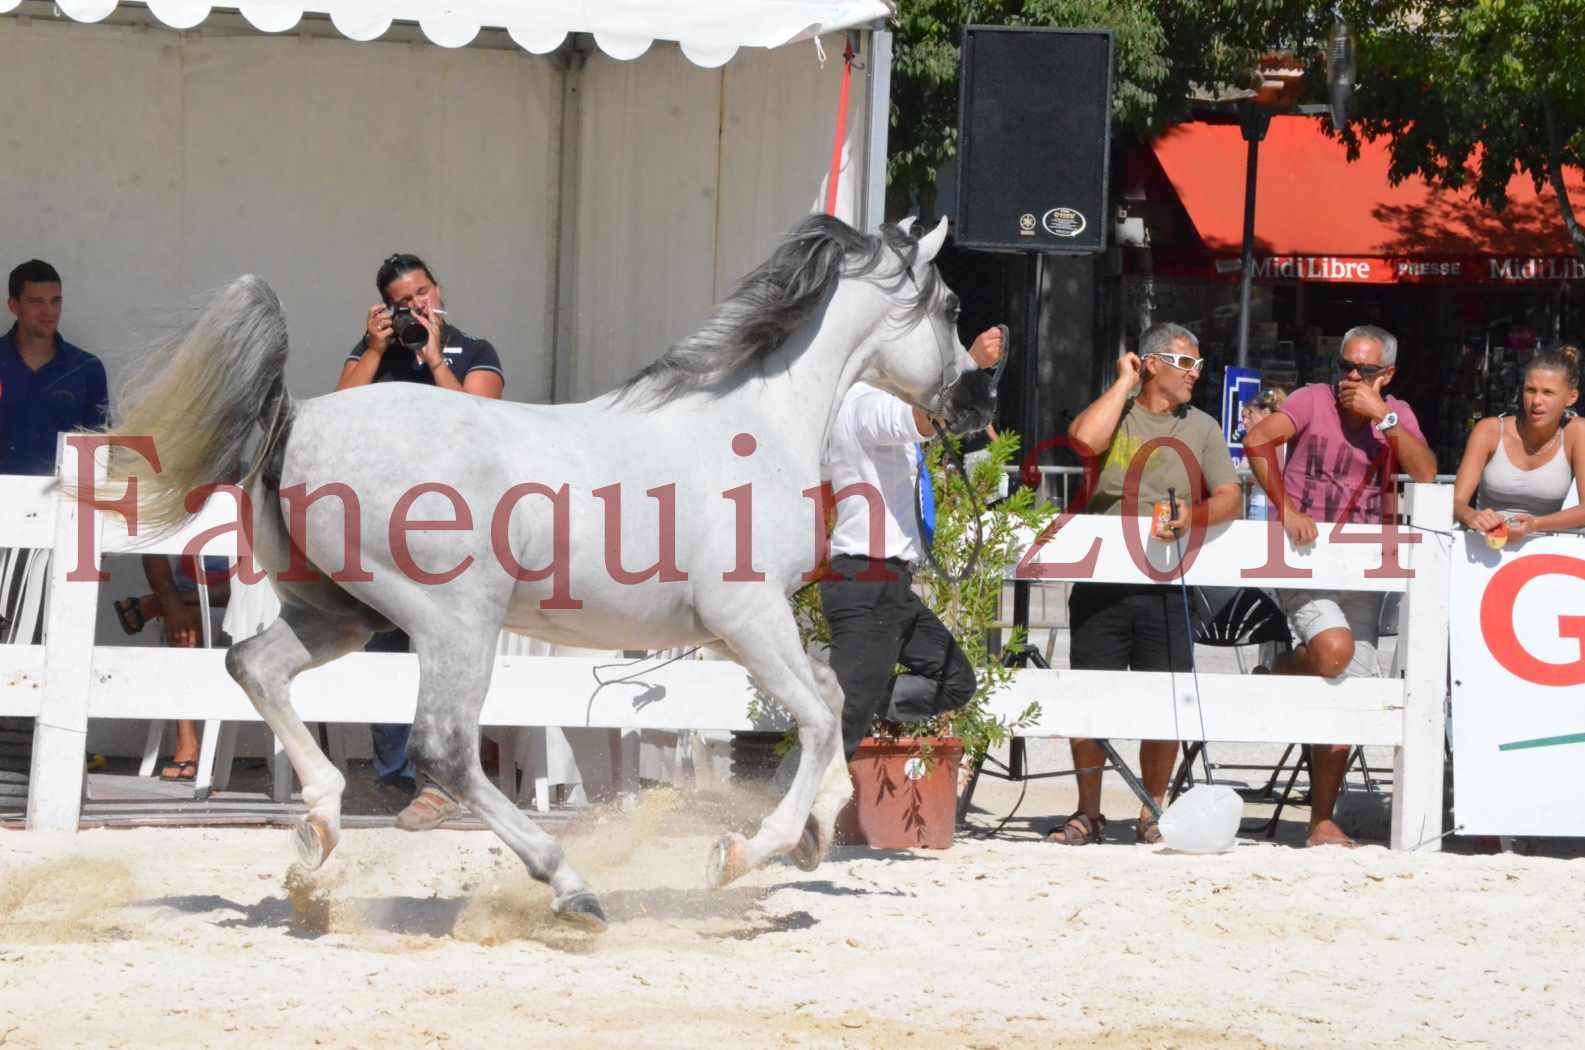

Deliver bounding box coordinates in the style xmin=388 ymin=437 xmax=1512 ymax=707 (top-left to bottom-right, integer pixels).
xmin=389 ymin=306 xmax=428 ymax=351
xmin=396 ymin=323 xmax=427 ymax=351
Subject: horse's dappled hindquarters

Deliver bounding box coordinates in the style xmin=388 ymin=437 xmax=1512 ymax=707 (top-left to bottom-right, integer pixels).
xmin=96 ymin=214 xmax=986 ymax=930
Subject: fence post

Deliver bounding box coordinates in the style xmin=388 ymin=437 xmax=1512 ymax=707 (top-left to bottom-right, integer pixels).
xmin=1391 ymin=481 xmax=1453 ymax=851
xmin=26 ymin=437 xmax=103 ymax=831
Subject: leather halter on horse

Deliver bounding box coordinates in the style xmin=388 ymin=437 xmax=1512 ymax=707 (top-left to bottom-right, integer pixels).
xmin=914 ymin=324 xmax=1010 ymax=584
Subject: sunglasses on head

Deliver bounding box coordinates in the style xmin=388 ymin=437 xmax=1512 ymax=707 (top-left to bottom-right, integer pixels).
xmin=1338 ymin=358 xmax=1389 ymax=379
xmin=1149 ymin=352 xmax=1204 ymax=372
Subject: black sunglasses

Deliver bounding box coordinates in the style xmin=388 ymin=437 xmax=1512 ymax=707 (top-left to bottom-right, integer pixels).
xmin=1337 ymin=358 xmax=1389 ymax=379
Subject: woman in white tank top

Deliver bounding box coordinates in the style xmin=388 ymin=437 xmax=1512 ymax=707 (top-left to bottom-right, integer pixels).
xmin=1453 ymin=344 xmax=1585 ymax=542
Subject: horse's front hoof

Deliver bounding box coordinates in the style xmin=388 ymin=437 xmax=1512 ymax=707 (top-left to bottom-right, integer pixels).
xmin=551 ymin=891 xmax=609 ymax=933
xmin=790 ymin=815 xmax=826 ymax=873
xmin=706 ymin=832 xmax=752 ymax=888
xmin=291 ymin=815 xmax=338 ymax=870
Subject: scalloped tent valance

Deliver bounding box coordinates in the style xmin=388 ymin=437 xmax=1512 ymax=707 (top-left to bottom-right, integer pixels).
xmin=9 ymin=1 xmax=891 ymax=67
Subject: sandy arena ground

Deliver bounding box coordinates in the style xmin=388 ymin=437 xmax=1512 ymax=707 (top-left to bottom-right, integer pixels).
xmin=2 ymin=777 xmax=1583 ymax=1050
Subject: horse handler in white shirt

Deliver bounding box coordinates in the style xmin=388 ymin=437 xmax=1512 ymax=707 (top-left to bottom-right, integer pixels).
xmin=820 ymin=326 xmax=1004 ymax=760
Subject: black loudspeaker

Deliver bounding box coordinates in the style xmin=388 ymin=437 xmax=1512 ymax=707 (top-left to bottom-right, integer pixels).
xmin=955 ymin=26 xmax=1114 ymax=253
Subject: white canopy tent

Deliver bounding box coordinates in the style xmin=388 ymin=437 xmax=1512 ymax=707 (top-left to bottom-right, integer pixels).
xmin=16 ymin=1 xmax=890 ymax=65
xmin=1 ymin=0 xmax=893 ymax=402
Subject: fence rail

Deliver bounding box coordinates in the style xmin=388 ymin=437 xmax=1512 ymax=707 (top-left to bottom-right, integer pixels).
xmin=3 ymin=443 xmax=1453 ymax=849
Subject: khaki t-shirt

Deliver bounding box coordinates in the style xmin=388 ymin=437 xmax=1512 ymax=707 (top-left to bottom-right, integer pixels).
xmin=1083 ymin=400 xmax=1239 ymax=516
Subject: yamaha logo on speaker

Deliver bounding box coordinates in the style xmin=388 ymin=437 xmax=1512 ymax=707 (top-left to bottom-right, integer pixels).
xmin=1018 ymin=213 xmax=1037 ymax=236
xmin=1042 ymin=207 xmax=1086 ymax=237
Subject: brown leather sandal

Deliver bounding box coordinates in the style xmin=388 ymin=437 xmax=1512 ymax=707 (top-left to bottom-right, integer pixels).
xmin=114 ymin=596 xmax=149 ymax=635
xmin=1044 ymin=812 xmax=1107 ymax=845
xmin=1136 ymin=814 xmax=1163 ymax=845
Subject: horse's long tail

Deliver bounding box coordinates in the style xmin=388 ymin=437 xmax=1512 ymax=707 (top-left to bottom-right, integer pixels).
xmin=104 ymin=274 xmax=292 ymax=531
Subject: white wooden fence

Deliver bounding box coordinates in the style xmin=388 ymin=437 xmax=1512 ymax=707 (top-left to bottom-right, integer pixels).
xmin=0 ymin=443 xmax=1453 ymax=850
xmin=992 ymin=482 xmax=1453 ymax=851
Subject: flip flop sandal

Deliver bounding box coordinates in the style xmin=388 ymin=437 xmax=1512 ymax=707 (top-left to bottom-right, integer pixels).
xmin=114 ymin=596 xmax=149 ymax=636
xmin=1137 ymin=815 xmax=1163 ymax=845
xmin=159 ymin=760 xmax=198 ymax=782
xmin=1044 ymin=812 xmax=1106 ymax=845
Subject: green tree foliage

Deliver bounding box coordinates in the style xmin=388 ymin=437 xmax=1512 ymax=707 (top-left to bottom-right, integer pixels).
xmin=1341 ymin=0 xmax=1585 ymax=253
xmin=887 ymin=0 xmax=1328 ymax=210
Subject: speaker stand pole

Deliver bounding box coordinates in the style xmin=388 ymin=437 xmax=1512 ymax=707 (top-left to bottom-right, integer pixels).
xmin=1012 ymin=249 xmax=1043 ymax=671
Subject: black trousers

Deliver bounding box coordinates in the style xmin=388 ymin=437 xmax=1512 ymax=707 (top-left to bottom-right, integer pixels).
xmin=819 ymin=554 xmax=977 ymax=760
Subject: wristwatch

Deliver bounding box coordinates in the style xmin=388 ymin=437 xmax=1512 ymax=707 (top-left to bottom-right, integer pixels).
xmin=1375 ymin=410 xmax=1400 ymax=433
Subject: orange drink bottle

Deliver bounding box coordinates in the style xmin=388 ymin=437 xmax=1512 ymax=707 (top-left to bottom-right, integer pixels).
xmin=1153 ymin=500 xmax=1173 ymax=540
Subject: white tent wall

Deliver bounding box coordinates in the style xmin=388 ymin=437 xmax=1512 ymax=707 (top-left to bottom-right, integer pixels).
xmin=1 ymin=17 xmax=560 ymax=401
xmin=3 ymin=15 xmax=874 ymax=406
xmin=558 ymin=36 xmax=869 ymax=400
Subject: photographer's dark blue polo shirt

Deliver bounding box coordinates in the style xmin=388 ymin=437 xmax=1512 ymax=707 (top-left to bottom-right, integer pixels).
xmin=346 ymin=322 xmax=504 ymax=388
xmin=0 ymin=324 xmax=109 ymax=476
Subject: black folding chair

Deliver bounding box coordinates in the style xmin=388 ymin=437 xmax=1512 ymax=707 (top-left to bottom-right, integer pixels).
xmin=1170 ymin=586 xmax=1384 ymax=838
xmin=1169 ymin=586 xmax=1298 ymax=837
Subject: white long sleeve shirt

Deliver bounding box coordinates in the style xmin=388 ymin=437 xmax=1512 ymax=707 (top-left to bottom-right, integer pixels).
xmin=823 ymin=382 xmax=930 ymax=564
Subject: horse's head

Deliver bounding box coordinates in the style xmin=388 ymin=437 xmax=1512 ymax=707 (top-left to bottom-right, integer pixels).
xmin=861 ymin=216 xmax=998 ymax=437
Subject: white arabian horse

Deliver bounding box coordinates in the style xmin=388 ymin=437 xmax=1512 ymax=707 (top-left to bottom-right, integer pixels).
xmin=104 ymin=214 xmax=990 ymax=929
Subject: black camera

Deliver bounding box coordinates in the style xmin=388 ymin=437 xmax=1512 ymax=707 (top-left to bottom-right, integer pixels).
xmin=388 ymin=305 xmax=429 ymax=351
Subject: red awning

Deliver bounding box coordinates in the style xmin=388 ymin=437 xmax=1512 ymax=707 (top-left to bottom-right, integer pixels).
xmin=1150 ymin=116 xmax=1585 ymax=284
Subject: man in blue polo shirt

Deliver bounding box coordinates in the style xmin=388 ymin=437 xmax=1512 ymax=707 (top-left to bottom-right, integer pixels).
xmin=2 ymin=260 xmax=108 ymax=475
xmin=335 ymin=253 xmax=504 ymax=831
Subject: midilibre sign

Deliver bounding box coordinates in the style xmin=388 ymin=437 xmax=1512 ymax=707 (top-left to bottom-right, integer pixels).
xmin=1201 ymin=254 xmax=1585 ymax=284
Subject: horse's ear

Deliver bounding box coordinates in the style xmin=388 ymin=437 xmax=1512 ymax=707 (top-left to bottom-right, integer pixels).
xmin=896 ymin=216 xmax=917 ymax=235
xmin=913 ymin=216 xmax=949 ymax=274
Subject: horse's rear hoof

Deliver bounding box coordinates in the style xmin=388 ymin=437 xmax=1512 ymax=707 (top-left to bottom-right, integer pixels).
xmin=706 ymin=832 xmax=751 ymax=888
xmin=790 ymin=816 xmax=824 ymax=872
xmin=552 ymin=891 xmax=608 ymax=933
xmin=292 ymin=816 xmax=337 ymax=870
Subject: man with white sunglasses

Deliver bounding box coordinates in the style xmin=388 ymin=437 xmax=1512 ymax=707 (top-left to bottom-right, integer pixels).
xmin=1050 ymin=322 xmax=1242 ymax=846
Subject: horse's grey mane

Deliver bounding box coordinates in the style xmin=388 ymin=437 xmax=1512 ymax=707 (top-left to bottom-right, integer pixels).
xmin=617 ymin=214 xmax=942 ymax=406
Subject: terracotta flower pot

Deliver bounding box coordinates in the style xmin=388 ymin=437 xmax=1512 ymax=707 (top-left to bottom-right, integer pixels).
xmin=837 ymin=736 xmax=963 ymax=850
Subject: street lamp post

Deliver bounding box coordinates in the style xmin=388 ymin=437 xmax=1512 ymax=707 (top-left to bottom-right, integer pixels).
xmin=1236 ymin=106 xmax=1273 ymax=369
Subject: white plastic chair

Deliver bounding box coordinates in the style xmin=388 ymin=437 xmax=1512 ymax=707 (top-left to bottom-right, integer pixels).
xmin=0 ymin=548 xmax=49 ymax=646
xmin=486 ymin=635 xmax=626 ymax=811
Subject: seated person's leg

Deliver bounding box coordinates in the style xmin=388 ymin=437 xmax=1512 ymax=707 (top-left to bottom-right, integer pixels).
xmin=145 ymin=555 xmax=205 ymax=780
xmin=1054 ymin=584 xmax=1134 ymax=844
xmin=1275 ymin=590 xmax=1372 ymax=847
xmin=366 ymin=629 xmax=416 ymax=787
xmin=1127 ymin=587 xmax=1195 ymax=838
xmin=1275 ymin=590 xmax=1356 ymax=679
xmin=370 ymin=724 xmax=416 ymax=787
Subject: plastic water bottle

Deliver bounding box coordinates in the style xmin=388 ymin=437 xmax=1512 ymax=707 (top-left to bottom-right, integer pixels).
xmin=1158 ymin=784 xmax=1243 ymax=853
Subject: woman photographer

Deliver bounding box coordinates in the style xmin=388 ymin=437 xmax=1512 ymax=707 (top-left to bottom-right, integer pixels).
xmin=334 ymin=252 xmax=504 ymax=829
xmin=337 ymin=252 xmax=503 ymax=397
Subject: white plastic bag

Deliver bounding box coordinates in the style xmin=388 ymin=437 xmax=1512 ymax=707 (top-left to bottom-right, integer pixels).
xmin=1158 ymin=784 xmax=1243 ymax=854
